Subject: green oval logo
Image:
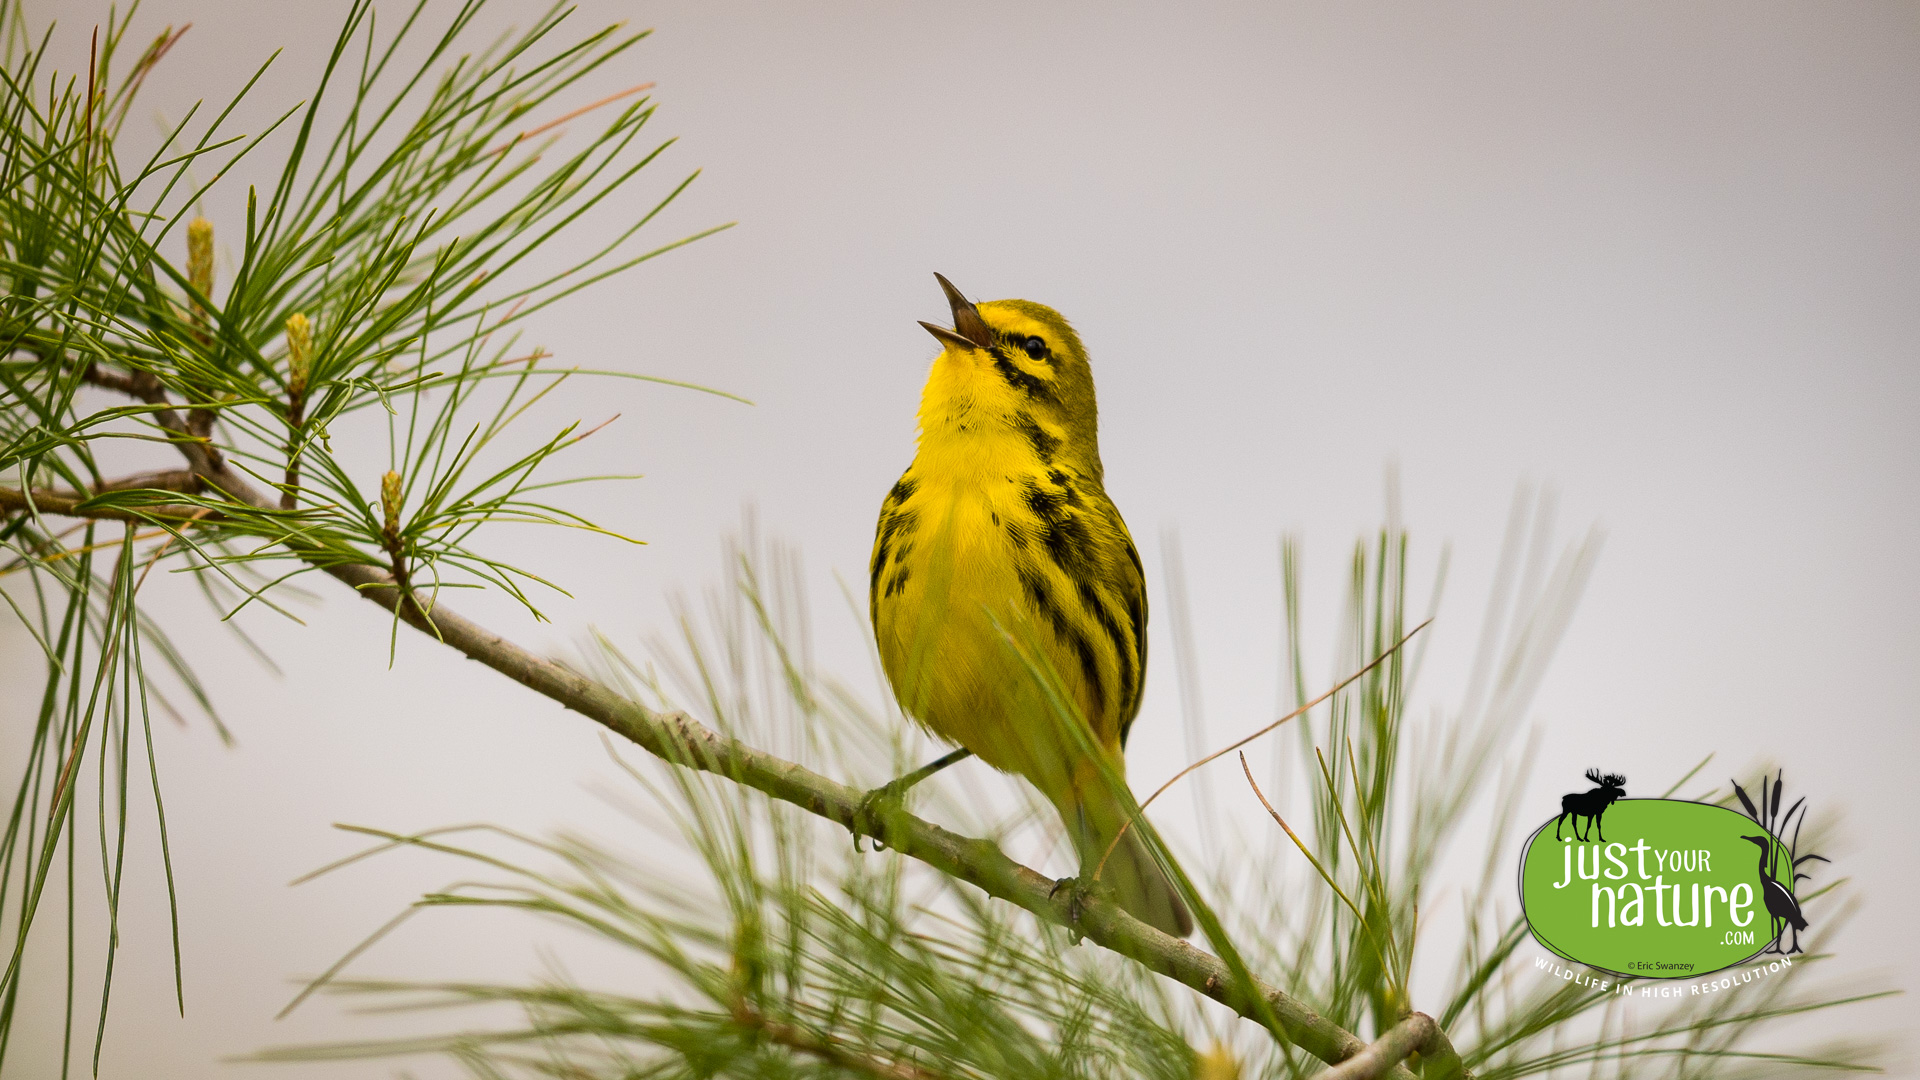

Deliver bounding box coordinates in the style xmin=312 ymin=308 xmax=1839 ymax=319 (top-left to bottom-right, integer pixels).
xmin=1520 ymin=799 xmax=1794 ymax=978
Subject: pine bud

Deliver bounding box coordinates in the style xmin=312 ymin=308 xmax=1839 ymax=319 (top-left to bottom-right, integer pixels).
xmin=186 ymin=217 xmax=213 ymax=301
xmin=285 ymin=313 xmax=312 ymax=399
xmin=380 ymin=470 xmax=402 ymax=541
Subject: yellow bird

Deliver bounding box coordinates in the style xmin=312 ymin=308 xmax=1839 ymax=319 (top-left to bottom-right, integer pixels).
xmin=866 ymin=274 xmax=1192 ymax=937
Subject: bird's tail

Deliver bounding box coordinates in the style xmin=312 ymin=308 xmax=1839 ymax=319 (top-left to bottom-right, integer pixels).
xmin=1071 ymin=789 xmax=1194 ymax=938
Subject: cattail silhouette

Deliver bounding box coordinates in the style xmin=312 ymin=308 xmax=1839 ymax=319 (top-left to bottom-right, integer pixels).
xmin=1731 ymin=770 xmax=1827 ymax=955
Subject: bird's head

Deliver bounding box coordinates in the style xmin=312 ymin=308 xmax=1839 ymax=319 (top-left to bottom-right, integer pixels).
xmin=915 ymin=273 xmax=1102 ymax=474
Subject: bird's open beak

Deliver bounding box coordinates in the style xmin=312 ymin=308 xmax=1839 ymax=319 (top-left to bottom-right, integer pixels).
xmin=920 ymin=273 xmax=994 ymax=351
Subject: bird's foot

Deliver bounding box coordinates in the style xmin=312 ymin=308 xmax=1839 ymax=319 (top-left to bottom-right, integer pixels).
xmin=850 ymin=780 xmax=911 ymax=853
xmin=848 ymin=749 xmax=972 ymax=853
xmin=1048 ymin=876 xmax=1104 ymax=943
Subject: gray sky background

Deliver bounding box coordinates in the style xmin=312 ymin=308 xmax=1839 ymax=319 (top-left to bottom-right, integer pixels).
xmin=8 ymin=1 xmax=1918 ymax=1075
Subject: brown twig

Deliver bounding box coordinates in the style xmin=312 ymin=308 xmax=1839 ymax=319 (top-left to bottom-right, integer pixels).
xmin=1239 ymin=753 xmax=1365 ymax=923
xmin=0 ymin=527 xmax=164 ymax=577
xmin=1095 ymin=618 xmax=1431 ymax=883
xmin=281 ymin=313 xmax=313 ymax=511
xmin=484 ymin=82 xmax=654 ymax=156
xmin=96 ymin=469 xmax=201 ymax=495
xmin=281 ymin=390 xmax=306 ymax=511
xmin=0 ymin=485 xmax=203 ymax=579
xmin=186 ymin=406 xmax=216 ymax=439
xmin=107 ymin=24 xmax=190 ymax=134
xmin=0 ymin=477 xmax=208 ymax=524
xmin=129 ymin=371 xmax=190 ymax=434
xmin=81 ymin=360 xmax=141 ymax=396
xmin=82 ymin=28 xmax=97 ymax=166
xmin=732 ymin=1005 xmax=947 ymax=1080
xmin=81 ymin=361 xmax=227 ymax=478
xmin=280 ymin=453 xmax=302 ymax=510
xmin=134 ymin=506 xmax=216 ymax=593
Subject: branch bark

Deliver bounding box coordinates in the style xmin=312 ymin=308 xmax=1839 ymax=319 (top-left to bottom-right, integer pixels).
xmin=6 ymin=375 xmax=1473 ymax=1078
xmin=1320 ymin=1013 xmax=1438 ymax=1080
xmin=0 ymin=473 xmax=206 ymax=522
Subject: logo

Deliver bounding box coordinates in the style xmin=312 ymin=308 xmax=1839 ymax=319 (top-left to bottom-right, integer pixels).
xmin=1519 ymin=769 xmax=1826 ymax=979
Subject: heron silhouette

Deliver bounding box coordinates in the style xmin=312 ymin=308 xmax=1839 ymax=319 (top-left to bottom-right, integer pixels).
xmin=1741 ymin=834 xmax=1808 ymax=954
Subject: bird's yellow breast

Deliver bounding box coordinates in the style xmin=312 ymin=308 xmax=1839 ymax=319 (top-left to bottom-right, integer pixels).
xmin=869 ymin=423 xmax=1146 ymax=805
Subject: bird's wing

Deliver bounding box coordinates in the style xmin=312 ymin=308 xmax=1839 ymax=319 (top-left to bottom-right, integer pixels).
xmin=1110 ymin=508 xmax=1149 ymax=747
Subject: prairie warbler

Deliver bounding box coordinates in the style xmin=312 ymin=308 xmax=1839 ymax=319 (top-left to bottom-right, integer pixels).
xmin=867 ymin=274 xmax=1191 ymax=937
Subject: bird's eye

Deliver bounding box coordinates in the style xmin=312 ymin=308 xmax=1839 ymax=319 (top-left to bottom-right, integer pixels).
xmin=1021 ymin=336 xmax=1048 ymax=360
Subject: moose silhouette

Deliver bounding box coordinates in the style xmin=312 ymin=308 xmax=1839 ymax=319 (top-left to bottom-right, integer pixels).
xmin=1554 ymin=769 xmax=1626 ymax=842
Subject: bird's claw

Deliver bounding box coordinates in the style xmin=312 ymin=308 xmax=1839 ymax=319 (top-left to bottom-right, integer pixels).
xmin=1049 ymin=876 xmax=1098 ymax=943
xmin=850 ymin=782 xmax=907 ymax=853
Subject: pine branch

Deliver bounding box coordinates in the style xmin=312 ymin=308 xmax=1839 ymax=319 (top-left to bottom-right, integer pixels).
xmin=1321 ymin=1013 xmax=1445 ymax=1080
xmin=1 ymin=415 xmax=1451 ymax=1080
xmin=80 ymin=360 xmax=142 ymax=397
xmin=0 ymin=474 xmax=206 ymax=521
xmin=94 ymin=469 xmax=201 ymax=494
xmin=77 ymin=357 xmax=229 ymax=478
